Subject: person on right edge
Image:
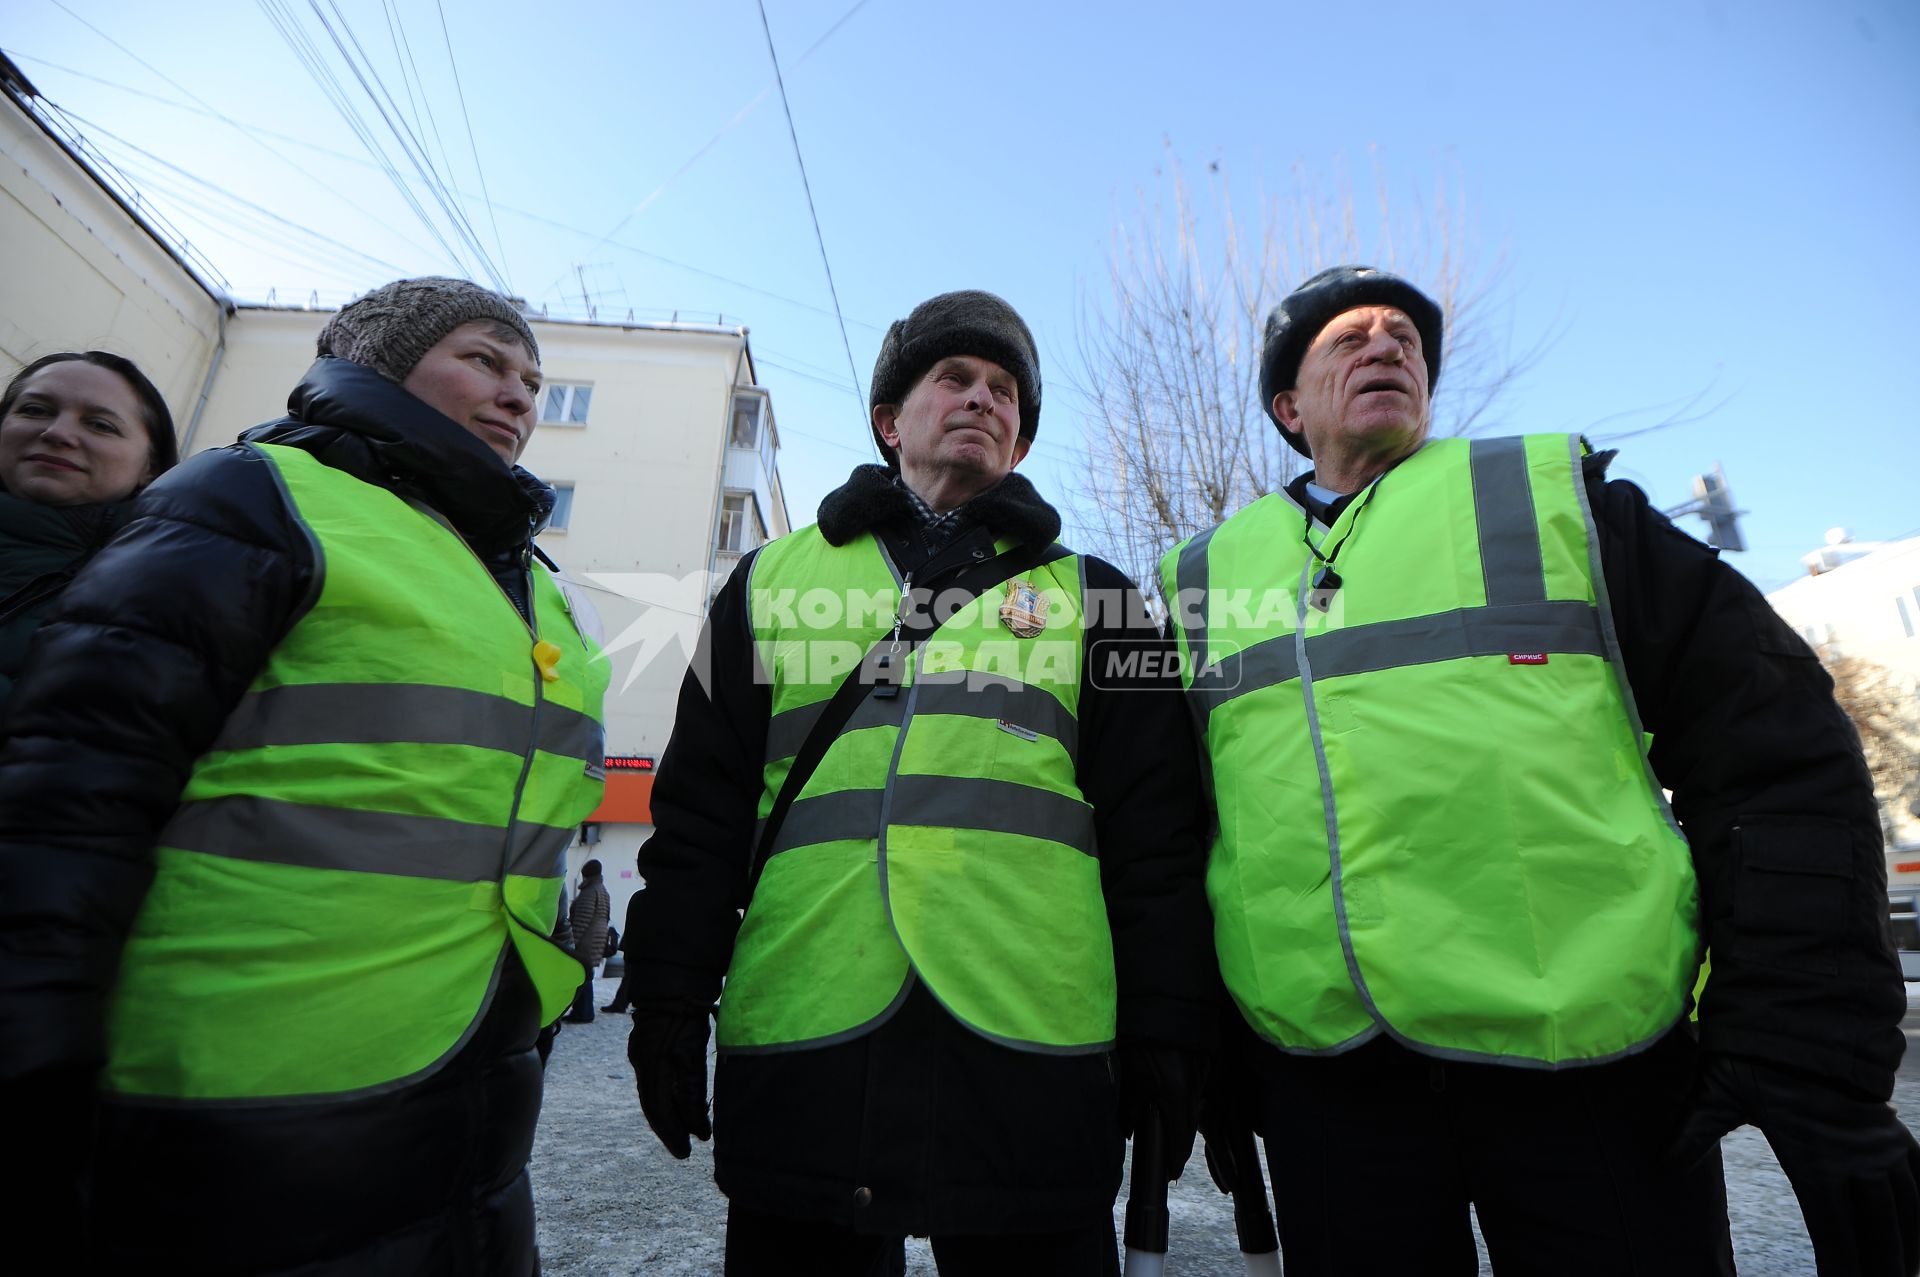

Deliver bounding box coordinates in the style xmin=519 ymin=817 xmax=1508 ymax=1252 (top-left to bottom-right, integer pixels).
xmin=1168 ymin=265 xmax=1918 ymax=1276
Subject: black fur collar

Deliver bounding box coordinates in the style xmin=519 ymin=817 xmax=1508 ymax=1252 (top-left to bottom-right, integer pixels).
xmin=816 ymin=464 xmax=1061 ymax=549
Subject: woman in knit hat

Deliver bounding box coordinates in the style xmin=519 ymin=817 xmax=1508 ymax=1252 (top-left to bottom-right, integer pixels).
xmin=0 ymin=277 xmax=608 ymax=1276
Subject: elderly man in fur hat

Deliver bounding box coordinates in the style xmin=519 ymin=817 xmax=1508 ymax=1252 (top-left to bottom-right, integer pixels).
xmin=1169 ymin=265 xmax=1919 ymax=1277
xmin=0 ymin=276 xmax=607 ymax=1275
xmin=627 ymin=290 xmax=1217 ymax=1275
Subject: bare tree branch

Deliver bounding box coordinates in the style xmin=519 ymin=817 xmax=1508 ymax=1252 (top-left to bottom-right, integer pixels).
xmin=1068 ymin=148 xmax=1535 ymax=589
xmin=1822 ymin=651 xmax=1920 ymax=848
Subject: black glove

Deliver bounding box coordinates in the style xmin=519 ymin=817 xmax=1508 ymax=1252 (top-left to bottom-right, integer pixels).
xmin=628 ymin=999 xmax=714 ymax=1159
xmin=1115 ymin=1042 xmax=1206 ymax=1182
xmin=1668 ymin=1053 xmax=1920 ymax=1277
xmin=5 ymin=1067 xmax=94 ymax=1262
xmin=1197 ymin=1036 xmax=1259 ymax=1197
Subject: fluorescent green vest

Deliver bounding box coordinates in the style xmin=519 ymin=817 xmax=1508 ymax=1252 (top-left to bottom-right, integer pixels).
xmin=104 ymin=443 xmax=609 ymax=1101
xmin=719 ymin=527 xmax=1114 ymax=1054
xmin=1160 ymin=435 xmax=1698 ymax=1066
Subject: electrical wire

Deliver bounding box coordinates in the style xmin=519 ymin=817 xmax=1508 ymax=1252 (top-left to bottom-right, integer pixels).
xmin=378 ymin=0 xmax=429 ymax=161
xmin=39 ymin=0 xmax=426 ymax=280
xmin=306 ymin=0 xmax=504 ymax=289
xmin=434 ymin=0 xmax=510 ymax=281
xmin=553 ymin=0 xmax=874 ymax=301
xmin=8 ymin=46 xmax=884 ymax=330
xmin=30 ymin=97 xmax=232 ymax=291
xmin=753 ymin=0 xmax=865 ymax=420
xmin=59 ymin=107 xmax=412 ymax=279
xmin=256 ymin=0 xmax=472 ymax=274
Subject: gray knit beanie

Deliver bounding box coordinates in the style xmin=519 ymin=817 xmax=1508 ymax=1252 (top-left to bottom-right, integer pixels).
xmin=1259 ymin=266 xmax=1442 ymax=457
xmin=868 ymin=290 xmax=1040 ymax=466
xmin=317 ymin=277 xmax=539 ymax=383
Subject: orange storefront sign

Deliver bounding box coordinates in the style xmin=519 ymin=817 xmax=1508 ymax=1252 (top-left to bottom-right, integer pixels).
xmin=588 ymin=770 xmax=654 ymax=824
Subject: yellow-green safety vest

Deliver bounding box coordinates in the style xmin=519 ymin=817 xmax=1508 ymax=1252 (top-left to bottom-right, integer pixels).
xmin=1160 ymin=434 xmax=1698 ymax=1066
xmin=105 ymin=442 xmax=608 ymax=1101
xmin=720 ymin=527 xmax=1114 ymax=1054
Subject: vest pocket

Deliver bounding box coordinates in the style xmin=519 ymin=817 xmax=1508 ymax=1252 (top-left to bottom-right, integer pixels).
xmin=1730 ymin=818 xmax=1853 ymax=975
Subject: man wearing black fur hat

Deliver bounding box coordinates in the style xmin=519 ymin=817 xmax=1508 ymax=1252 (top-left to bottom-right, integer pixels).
xmin=1168 ymin=266 xmax=1918 ymax=1275
xmin=627 ymin=290 xmax=1217 ymax=1274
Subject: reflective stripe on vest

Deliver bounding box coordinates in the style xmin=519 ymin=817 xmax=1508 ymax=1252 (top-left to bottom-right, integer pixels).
xmin=104 ymin=443 xmax=608 ymax=1101
xmin=1161 ymin=435 xmax=1698 ymax=1067
xmin=720 ymin=527 xmax=1114 ymax=1055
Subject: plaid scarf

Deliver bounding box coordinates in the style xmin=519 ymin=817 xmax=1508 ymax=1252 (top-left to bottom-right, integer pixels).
xmin=894 ymin=474 xmax=972 ymax=554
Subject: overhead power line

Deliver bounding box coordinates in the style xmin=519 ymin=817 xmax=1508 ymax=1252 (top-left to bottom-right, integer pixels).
xmin=753 ymin=0 xmax=865 ymax=422
xmin=306 ymin=0 xmax=506 ymax=290
xmin=556 ymin=0 xmax=875 ymax=302
xmin=433 ymin=0 xmax=509 ymax=280
xmin=8 ymin=45 xmax=885 ymax=330
xmin=255 ymin=0 xmax=476 ymax=276
xmin=29 ymin=97 xmax=231 ymax=291
xmin=59 ymin=107 xmax=410 ymax=279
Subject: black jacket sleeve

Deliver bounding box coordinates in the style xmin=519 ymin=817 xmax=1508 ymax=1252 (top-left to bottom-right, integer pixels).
xmin=0 ymin=444 xmax=314 ymax=1084
xmin=1076 ymin=558 xmax=1218 ymax=1049
xmin=627 ymin=550 xmax=767 ymax=1006
xmin=1591 ymin=465 xmax=1904 ymax=1099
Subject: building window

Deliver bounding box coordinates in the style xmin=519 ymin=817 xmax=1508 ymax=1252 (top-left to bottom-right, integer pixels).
xmin=1900 ymin=595 xmax=1916 ymax=639
xmin=730 ymin=390 xmax=766 ymax=450
xmin=717 ymin=491 xmax=764 ymax=553
xmin=1892 ymin=894 xmax=1920 ymax=952
xmin=548 ymin=483 xmax=575 ymax=532
xmin=541 ymin=383 xmax=592 ymax=425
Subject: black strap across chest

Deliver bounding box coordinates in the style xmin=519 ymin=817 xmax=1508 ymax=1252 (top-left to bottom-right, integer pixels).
xmin=748 ymin=539 xmax=1071 ymax=887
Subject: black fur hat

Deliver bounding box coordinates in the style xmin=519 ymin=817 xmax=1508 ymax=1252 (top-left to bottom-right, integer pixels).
xmin=867 ymin=290 xmax=1040 ymax=466
xmin=1259 ymin=266 xmax=1442 ymax=457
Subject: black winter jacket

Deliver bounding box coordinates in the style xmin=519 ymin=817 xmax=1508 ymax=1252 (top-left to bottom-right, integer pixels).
xmin=0 ymin=486 xmax=135 ymax=706
xmin=630 ymin=465 xmax=1218 ymax=1234
xmin=1285 ymin=454 xmax=1904 ymax=1099
xmin=0 ymin=358 xmax=561 ymax=1275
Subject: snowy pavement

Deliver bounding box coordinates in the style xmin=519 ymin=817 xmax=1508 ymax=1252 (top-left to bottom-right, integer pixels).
xmin=528 ymin=976 xmax=1920 ymax=1275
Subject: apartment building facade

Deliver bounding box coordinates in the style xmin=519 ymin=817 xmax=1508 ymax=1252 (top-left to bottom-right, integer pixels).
xmin=4 ymin=57 xmax=788 ymax=928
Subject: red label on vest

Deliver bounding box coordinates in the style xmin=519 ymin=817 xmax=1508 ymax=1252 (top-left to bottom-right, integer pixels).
xmin=1508 ymin=652 xmax=1550 ymax=665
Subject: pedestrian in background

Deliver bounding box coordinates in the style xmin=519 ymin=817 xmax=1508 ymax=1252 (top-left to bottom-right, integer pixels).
xmin=566 ymin=858 xmax=612 ymax=1023
xmin=1174 ymin=266 xmax=1917 ymax=1276
xmin=603 ymin=867 xmax=646 ymax=1014
xmin=0 ymin=276 xmax=608 ymax=1275
xmin=0 ymin=350 xmax=177 ymax=705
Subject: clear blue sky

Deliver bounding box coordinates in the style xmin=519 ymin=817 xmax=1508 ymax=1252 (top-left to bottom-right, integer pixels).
xmin=8 ymin=0 xmax=1916 ymax=590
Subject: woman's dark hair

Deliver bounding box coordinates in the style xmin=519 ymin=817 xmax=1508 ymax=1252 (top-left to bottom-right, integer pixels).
xmin=0 ymin=351 xmax=180 ymax=480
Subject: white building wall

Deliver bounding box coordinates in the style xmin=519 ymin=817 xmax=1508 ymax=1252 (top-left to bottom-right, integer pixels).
xmin=1767 ymin=535 xmax=1920 ymax=861
xmin=0 ymin=83 xmax=221 ymax=440
xmin=1768 ymin=536 xmax=1920 ymax=681
xmin=5 ymin=76 xmax=793 ymax=879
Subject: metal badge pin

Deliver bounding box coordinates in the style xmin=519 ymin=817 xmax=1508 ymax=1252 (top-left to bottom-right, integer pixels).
xmin=999 ymin=578 xmax=1047 ymax=637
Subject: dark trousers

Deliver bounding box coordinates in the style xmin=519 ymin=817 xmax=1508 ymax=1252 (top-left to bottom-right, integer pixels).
xmin=602 ymin=968 xmax=633 ymax=1013
xmin=723 ymin=1203 xmax=1119 ymax=1277
xmin=566 ymin=966 xmax=597 ymax=1022
xmin=1252 ymin=1028 xmax=1735 ymax=1277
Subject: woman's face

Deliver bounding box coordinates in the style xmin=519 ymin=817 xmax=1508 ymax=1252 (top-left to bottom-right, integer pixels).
xmin=0 ymin=361 xmax=155 ymax=506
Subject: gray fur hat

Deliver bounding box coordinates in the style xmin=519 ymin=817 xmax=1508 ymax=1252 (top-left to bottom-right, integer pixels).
xmin=1259 ymin=266 xmax=1442 ymax=457
xmin=868 ymin=290 xmax=1040 ymax=466
xmin=317 ymin=277 xmax=539 ymax=384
